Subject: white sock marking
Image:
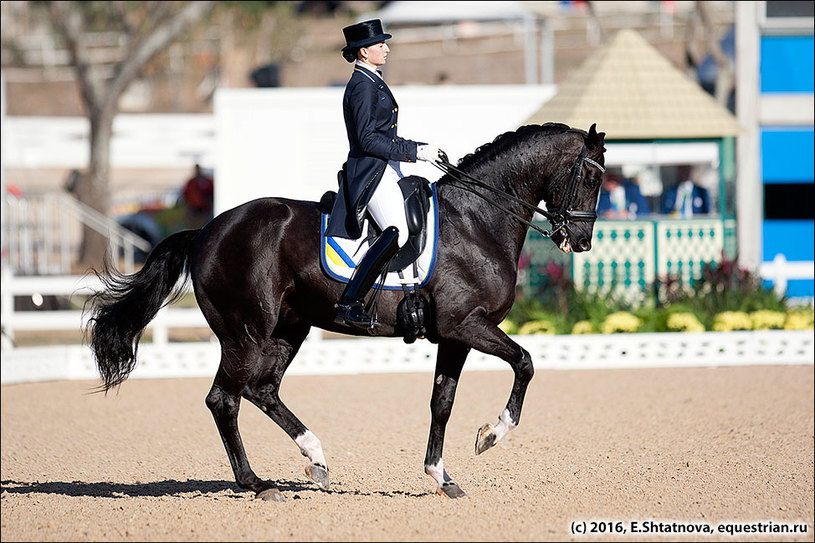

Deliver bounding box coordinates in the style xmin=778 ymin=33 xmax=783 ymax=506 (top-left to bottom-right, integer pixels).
xmin=295 ymin=430 xmax=326 ymax=467
xmin=492 ymin=408 xmax=517 ymax=442
xmin=424 ymin=459 xmax=448 ymax=488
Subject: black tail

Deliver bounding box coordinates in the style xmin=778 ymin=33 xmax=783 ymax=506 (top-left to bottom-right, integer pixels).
xmin=84 ymin=230 xmax=198 ymax=392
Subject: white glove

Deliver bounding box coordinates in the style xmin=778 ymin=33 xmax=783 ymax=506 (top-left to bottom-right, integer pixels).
xmin=417 ymin=144 xmax=445 ymax=163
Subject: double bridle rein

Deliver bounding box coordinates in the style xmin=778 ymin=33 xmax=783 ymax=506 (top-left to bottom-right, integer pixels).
xmin=432 ymin=144 xmax=605 ymax=239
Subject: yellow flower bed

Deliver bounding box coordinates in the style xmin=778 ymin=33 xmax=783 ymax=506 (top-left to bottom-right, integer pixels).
xmin=600 ymin=312 xmax=642 ymax=334
xmin=785 ymin=309 xmax=815 ymax=330
xmin=571 ymin=320 xmax=595 ymax=334
xmin=712 ymin=311 xmax=752 ymax=331
xmin=517 ymin=320 xmax=556 ymax=335
xmin=666 ymin=312 xmax=705 ymax=332
xmin=504 ymin=306 xmax=812 ymax=335
xmin=749 ymin=310 xmax=787 ymax=330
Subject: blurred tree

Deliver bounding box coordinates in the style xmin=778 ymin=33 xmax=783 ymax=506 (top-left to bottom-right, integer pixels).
xmin=684 ymin=1 xmax=735 ymax=107
xmin=38 ymin=1 xmax=215 ymax=268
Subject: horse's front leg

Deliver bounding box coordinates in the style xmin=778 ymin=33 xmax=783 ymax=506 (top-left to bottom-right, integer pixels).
xmin=424 ymin=340 xmax=469 ymax=498
xmin=447 ymin=316 xmax=534 ymax=455
xmin=474 ymin=349 xmax=532 ymax=455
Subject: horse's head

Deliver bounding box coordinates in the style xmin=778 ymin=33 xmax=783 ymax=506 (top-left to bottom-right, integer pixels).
xmin=542 ymin=123 xmax=606 ymax=254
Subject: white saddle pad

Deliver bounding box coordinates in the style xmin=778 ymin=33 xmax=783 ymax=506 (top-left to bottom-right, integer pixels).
xmin=320 ymin=185 xmax=439 ymax=290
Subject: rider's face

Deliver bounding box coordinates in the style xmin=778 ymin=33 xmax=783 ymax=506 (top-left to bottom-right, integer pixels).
xmin=360 ymin=42 xmax=389 ymax=67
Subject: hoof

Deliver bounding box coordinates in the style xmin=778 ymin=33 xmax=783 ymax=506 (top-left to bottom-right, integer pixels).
xmin=437 ymin=481 xmax=467 ymax=499
xmin=475 ymin=423 xmax=497 ymax=455
xmin=256 ymin=488 xmax=285 ymax=502
xmin=305 ymin=463 xmax=330 ymax=490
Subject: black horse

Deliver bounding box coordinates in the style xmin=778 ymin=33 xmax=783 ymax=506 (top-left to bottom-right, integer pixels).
xmin=86 ymin=122 xmax=606 ymax=501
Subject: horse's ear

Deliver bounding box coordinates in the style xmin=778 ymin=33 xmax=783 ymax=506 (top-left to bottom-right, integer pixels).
xmin=586 ymin=123 xmax=606 ymax=148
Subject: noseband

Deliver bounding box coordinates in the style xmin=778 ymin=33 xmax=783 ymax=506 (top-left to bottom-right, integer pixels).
xmin=433 ymin=144 xmax=605 ymax=239
xmin=544 ymin=144 xmax=605 ymax=238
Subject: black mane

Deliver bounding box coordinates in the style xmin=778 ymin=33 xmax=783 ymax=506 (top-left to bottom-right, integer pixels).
xmin=456 ymin=122 xmax=582 ymax=171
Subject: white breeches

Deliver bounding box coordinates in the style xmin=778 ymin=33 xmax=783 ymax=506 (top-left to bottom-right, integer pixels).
xmin=367 ymin=161 xmax=410 ymax=248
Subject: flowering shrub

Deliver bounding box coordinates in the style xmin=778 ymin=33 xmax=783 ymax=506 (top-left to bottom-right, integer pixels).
xmin=508 ymin=252 xmax=813 ymax=335
xmin=518 ymin=319 xmax=556 ymax=335
xmin=571 ymin=320 xmax=595 ymax=334
xmin=785 ymin=309 xmax=815 ymax=330
xmin=666 ymin=312 xmax=705 ymax=332
xmin=749 ymin=310 xmax=787 ymax=330
xmin=600 ymin=312 xmax=642 ymax=334
xmin=712 ymin=311 xmax=752 ymax=331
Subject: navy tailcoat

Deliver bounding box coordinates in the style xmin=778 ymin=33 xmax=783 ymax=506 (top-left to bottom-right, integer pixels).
xmin=326 ymin=67 xmax=420 ymax=239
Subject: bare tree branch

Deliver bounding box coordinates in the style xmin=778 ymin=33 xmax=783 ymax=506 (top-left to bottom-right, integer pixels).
xmin=697 ymin=1 xmax=734 ymax=106
xmin=684 ymin=7 xmax=704 ymax=76
xmin=45 ymin=1 xmax=102 ymax=114
xmin=103 ymin=0 xmax=216 ymax=111
xmin=130 ymin=3 xmax=180 ymax=63
xmin=109 ymin=1 xmax=136 ymax=35
xmin=143 ymin=1 xmax=176 ymax=35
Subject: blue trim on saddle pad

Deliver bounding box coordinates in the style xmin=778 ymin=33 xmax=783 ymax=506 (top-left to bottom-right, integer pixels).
xmin=325 ymin=237 xmax=356 ymax=267
xmin=320 ymin=184 xmax=439 ymax=291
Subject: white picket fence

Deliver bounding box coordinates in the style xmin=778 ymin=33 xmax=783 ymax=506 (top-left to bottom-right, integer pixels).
xmin=2 ymin=328 xmax=812 ymax=386
xmin=1 ymin=270 xmax=206 ymax=347
xmin=1 ymin=272 xmax=813 ymax=386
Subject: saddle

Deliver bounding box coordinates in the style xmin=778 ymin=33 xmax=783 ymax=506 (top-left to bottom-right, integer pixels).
xmin=319 ymin=174 xmax=436 ymax=343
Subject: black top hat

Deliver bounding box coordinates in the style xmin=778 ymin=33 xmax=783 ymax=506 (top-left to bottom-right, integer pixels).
xmin=342 ymin=19 xmax=392 ymax=54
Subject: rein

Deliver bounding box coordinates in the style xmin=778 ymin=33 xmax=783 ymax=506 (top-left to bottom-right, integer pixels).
xmin=432 ymin=145 xmax=605 ymax=238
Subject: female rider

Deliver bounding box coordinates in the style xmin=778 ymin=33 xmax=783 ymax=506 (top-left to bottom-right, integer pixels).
xmin=326 ymin=19 xmax=446 ymax=329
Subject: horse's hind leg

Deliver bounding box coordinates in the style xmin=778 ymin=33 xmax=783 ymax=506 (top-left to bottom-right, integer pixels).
xmin=424 ymin=340 xmax=469 ymax=498
xmin=205 ymin=355 xmax=284 ymax=501
xmin=243 ymin=325 xmax=330 ymax=491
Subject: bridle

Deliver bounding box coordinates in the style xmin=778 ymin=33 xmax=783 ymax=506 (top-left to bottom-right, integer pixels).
xmin=432 ymin=144 xmax=605 ymax=239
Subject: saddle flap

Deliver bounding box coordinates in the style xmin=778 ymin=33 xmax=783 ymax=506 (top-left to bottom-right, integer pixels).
xmin=398 ymin=175 xmax=432 ymax=236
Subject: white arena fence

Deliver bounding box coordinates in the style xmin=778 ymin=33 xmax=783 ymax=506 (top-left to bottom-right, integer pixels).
xmin=2 ymin=329 xmax=813 ymax=386
xmin=1 ymin=270 xmax=204 ymax=346
xmin=3 ymin=273 xmax=813 ymax=385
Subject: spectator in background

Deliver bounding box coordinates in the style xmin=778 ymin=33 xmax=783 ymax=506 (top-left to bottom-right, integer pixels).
xmin=182 ymin=164 xmax=214 ymax=218
xmin=661 ymin=165 xmax=710 ymax=217
xmin=5 ymin=182 xmax=23 ymax=198
xmin=596 ymin=172 xmax=650 ymax=219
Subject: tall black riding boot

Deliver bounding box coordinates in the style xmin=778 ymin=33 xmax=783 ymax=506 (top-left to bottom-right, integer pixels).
xmin=334 ymin=226 xmax=400 ymax=328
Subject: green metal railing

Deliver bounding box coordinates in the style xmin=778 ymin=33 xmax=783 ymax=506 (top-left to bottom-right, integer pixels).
xmin=521 ymin=217 xmax=737 ymax=305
